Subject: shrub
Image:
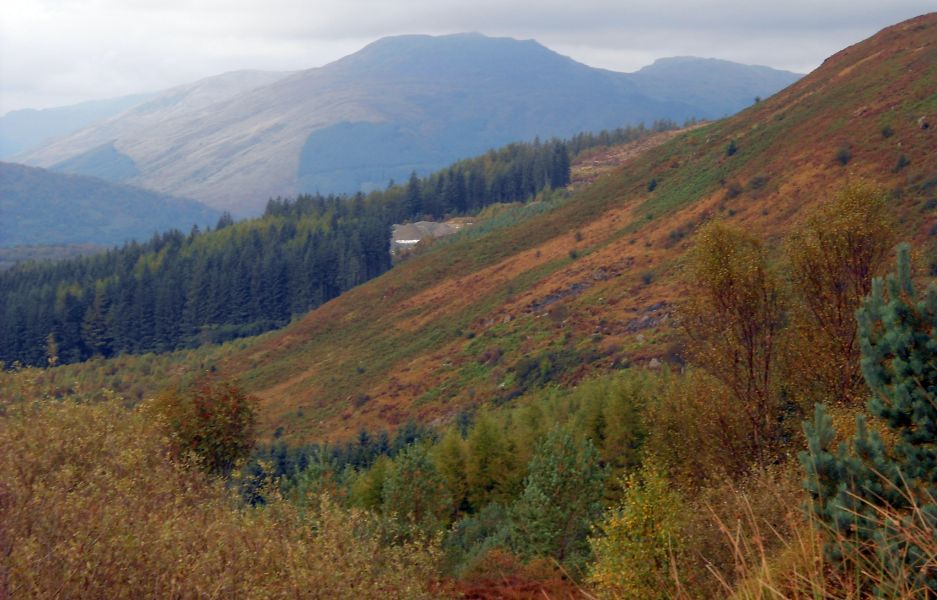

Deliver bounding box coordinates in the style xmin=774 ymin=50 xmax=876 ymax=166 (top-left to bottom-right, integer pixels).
xmin=644 ymin=369 xmax=757 ymax=487
xmin=835 ymin=144 xmax=852 ymax=165
xmin=724 ymin=181 xmax=743 ymax=199
xmin=748 ymin=175 xmax=769 ymax=190
xmin=509 ymin=428 xmax=605 ymax=571
xmin=151 ymin=375 xmax=257 ymax=474
xmin=0 ymin=399 xmax=440 ymax=599
xmin=893 ymin=154 xmax=911 ymax=172
xmin=382 ymin=443 xmax=453 ymax=538
xmin=443 ymin=503 xmax=512 ymax=576
xmin=589 ymin=461 xmax=686 ymax=599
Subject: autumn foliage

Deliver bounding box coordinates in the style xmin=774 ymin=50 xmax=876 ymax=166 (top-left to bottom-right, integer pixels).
xmin=0 ymin=398 xmax=440 ymax=599
xmin=784 ymin=183 xmax=895 ymax=406
xmin=151 ymin=375 xmax=257 ymax=474
xmin=681 ymin=221 xmax=787 ymax=462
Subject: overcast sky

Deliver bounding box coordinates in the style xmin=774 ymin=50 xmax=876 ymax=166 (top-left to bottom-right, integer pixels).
xmin=1 ymin=0 xmax=933 ymax=115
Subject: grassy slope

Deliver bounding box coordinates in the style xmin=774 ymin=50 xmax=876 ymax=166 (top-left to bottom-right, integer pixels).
xmin=226 ymin=14 xmax=937 ymax=442
xmin=21 ymin=14 xmax=937 ymax=443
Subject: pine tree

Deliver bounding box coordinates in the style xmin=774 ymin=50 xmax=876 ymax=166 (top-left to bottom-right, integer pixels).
xmin=800 ymin=244 xmax=937 ymax=595
xmin=550 ymin=143 xmax=571 ymax=189
xmin=381 ymin=443 xmax=452 ymax=537
xmin=81 ymin=283 xmax=113 ymax=357
xmin=509 ymin=427 xmax=604 ymax=567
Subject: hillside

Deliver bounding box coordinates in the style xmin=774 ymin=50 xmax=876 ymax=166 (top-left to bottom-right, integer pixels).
xmin=5 ymin=14 xmax=936 ymax=600
xmin=203 ymin=14 xmax=935 ymax=442
xmin=11 ymin=69 xmax=291 ymax=183
xmin=0 ymin=162 xmax=219 ymax=246
xmin=17 ymin=34 xmax=799 ymax=215
xmin=0 ymin=137 xmax=580 ymax=367
xmin=0 ymin=92 xmax=156 ymax=158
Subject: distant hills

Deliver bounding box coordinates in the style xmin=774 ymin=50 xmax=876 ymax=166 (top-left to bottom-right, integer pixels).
xmin=0 ymin=93 xmax=156 ymax=159
xmin=13 ymin=33 xmax=800 ymax=215
xmin=0 ymin=162 xmax=219 ymax=247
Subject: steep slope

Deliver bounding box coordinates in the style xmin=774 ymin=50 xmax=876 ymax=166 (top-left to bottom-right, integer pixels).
xmin=0 ymin=93 xmax=156 ymax=158
xmin=213 ymin=14 xmax=936 ymax=442
xmin=18 ymin=34 xmax=799 ymax=215
xmin=0 ymin=162 xmax=219 ymax=246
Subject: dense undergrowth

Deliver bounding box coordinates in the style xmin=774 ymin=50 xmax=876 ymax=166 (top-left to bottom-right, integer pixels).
xmin=4 ymin=183 xmax=934 ymax=599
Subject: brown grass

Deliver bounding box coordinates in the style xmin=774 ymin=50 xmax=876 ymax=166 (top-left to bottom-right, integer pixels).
xmin=700 ymin=481 xmax=937 ymax=599
xmin=0 ymin=398 xmax=442 ymax=599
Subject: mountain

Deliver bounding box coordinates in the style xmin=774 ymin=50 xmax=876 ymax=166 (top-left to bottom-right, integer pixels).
xmin=13 ymin=69 xmax=292 ymax=182
xmin=0 ymin=93 xmax=158 ymax=159
xmin=0 ymin=162 xmax=219 ymax=247
xmin=17 ymin=34 xmax=800 ymax=216
xmin=7 ymin=15 xmax=936 ymax=600
xmin=196 ymin=14 xmax=933 ymax=441
xmin=19 ymin=14 xmax=937 ymax=442
xmin=629 ymin=56 xmax=800 ymax=116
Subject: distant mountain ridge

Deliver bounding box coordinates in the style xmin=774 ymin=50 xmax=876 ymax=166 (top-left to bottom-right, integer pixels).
xmin=16 ymin=33 xmax=801 ymax=215
xmin=0 ymin=162 xmax=219 ymax=247
xmin=0 ymin=93 xmax=156 ymax=159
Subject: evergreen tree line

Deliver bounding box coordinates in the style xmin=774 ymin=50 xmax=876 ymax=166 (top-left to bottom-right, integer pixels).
xmin=565 ymin=118 xmax=683 ymax=155
xmin=0 ymin=136 xmax=580 ymax=367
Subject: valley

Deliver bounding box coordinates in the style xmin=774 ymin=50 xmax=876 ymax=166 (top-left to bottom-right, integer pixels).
xmin=2 ymin=12 xmax=936 ymax=600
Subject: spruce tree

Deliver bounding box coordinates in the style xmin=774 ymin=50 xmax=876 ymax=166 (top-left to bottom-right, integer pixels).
xmin=800 ymin=244 xmax=936 ymax=595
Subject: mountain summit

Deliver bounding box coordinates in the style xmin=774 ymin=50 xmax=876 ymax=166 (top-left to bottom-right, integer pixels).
xmin=17 ymin=33 xmax=800 ymax=215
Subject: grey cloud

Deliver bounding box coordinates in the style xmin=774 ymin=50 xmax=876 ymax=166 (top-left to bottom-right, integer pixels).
xmin=1 ymin=0 xmax=933 ymax=114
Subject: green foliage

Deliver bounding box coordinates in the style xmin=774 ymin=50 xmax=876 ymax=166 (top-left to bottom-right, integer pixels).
xmin=350 ymin=454 xmax=392 ymax=511
xmin=151 ymin=375 xmax=257 ymax=474
xmin=588 ymin=461 xmax=686 ymax=599
xmin=465 ymin=410 xmax=522 ymax=509
xmin=568 ymin=374 xmax=648 ymax=490
xmin=433 ymin=429 xmax=470 ymax=517
xmin=801 ymin=245 xmax=937 ymax=595
xmin=381 ymin=443 xmax=453 ymax=537
xmin=443 ymin=503 xmax=513 ymax=576
xmin=509 ymin=427 xmax=605 ymax=569
xmin=0 ymin=136 xmax=575 ymax=368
